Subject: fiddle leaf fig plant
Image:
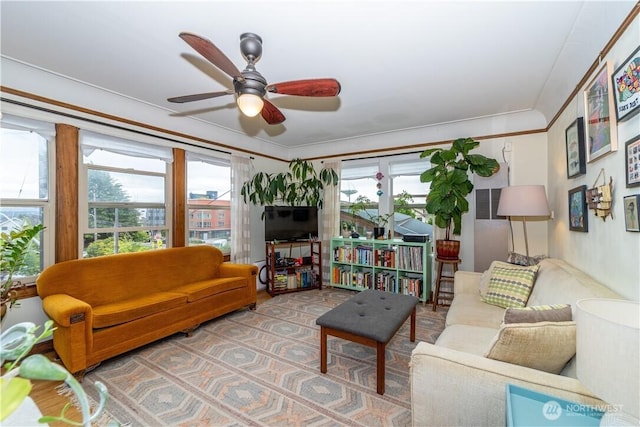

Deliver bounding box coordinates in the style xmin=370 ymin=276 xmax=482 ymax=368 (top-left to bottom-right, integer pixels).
xmin=241 ymin=158 xmax=339 ymax=212
xmin=420 ymin=137 xmax=499 ymax=239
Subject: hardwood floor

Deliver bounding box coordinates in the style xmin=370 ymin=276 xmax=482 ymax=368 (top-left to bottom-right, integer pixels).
xmin=28 ymin=290 xmax=272 ymax=425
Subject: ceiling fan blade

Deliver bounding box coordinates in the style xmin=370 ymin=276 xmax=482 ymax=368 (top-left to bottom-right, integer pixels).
xmin=261 ymin=99 xmax=286 ymax=125
xmin=266 ymin=78 xmax=341 ymax=97
xmin=179 ymin=32 xmax=243 ymax=80
xmin=167 ymin=90 xmax=233 ymax=103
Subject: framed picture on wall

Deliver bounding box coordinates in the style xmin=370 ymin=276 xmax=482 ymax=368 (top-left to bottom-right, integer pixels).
xmin=611 ymin=45 xmax=640 ymax=122
xmin=569 ymin=185 xmax=588 ymax=232
xmin=623 ymin=194 xmax=640 ymax=232
xmin=584 ymin=61 xmax=618 ymax=162
xmin=625 ymin=134 xmax=640 ymax=188
xmin=565 ymin=117 xmax=586 ymax=178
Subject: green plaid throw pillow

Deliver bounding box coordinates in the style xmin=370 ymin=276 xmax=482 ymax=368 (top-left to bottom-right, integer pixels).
xmin=482 ymin=264 xmax=539 ymax=308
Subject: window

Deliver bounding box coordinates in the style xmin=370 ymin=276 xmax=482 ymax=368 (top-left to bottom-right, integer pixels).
xmin=186 ymin=152 xmax=231 ymax=254
xmin=0 ymin=116 xmax=54 ymax=281
xmin=340 ymin=155 xmax=430 ymax=238
xmin=80 ymin=131 xmax=172 ymax=257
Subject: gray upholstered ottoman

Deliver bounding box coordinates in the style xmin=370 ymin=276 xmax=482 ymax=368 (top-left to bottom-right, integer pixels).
xmin=316 ymin=289 xmax=418 ymax=394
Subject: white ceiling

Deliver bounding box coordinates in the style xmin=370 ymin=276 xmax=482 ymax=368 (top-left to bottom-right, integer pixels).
xmin=0 ymin=1 xmax=636 ymax=159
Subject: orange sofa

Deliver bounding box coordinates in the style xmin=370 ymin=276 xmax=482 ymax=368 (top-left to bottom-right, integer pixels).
xmin=37 ymin=246 xmax=257 ymax=375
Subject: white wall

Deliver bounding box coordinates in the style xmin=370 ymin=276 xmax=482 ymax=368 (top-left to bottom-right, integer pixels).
xmin=455 ymin=133 xmax=549 ymax=271
xmin=547 ymin=15 xmax=640 ymax=301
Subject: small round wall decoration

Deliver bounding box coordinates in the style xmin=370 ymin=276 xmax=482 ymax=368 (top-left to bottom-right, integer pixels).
xmin=375 ymin=172 xmax=384 ymax=196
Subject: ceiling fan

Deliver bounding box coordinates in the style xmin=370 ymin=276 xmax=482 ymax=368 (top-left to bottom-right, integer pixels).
xmin=168 ymin=32 xmax=341 ymax=125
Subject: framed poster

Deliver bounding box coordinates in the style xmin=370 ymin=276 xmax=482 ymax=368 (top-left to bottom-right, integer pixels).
xmin=569 ymin=185 xmax=588 ymax=232
xmin=565 ymin=117 xmax=586 ymax=178
xmin=625 ymin=134 xmax=640 ymax=188
xmin=584 ymin=61 xmax=617 ymax=162
xmin=611 ymin=45 xmax=640 ymax=122
xmin=623 ymin=194 xmax=640 ymax=232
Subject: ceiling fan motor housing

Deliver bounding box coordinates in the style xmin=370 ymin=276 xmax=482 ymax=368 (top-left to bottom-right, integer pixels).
xmin=240 ymin=32 xmax=262 ymax=63
xmin=235 ymin=66 xmax=267 ymax=97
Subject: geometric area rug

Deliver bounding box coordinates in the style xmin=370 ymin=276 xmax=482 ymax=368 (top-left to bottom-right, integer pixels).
xmin=81 ymin=288 xmax=447 ymax=426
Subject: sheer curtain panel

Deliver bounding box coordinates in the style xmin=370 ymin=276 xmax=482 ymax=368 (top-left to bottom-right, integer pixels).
xmin=231 ymin=155 xmax=251 ymax=264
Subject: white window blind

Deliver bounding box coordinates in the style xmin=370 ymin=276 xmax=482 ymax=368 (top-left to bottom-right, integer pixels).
xmin=340 ymin=163 xmax=379 ymax=180
xmin=389 ymin=159 xmax=429 ymax=177
xmin=1 ymin=113 xmax=56 ymax=140
xmin=80 ymin=130 xmax=173 ymax=162
xmin=186 ymin=151 xmax=230 ymax=167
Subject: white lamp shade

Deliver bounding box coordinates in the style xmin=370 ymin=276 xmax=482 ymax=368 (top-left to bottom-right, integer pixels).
xmin=576 ymin=298 xmax=640 ymax=420
xmin=236 ymin=93 xmax=264 ymax=117
xmin=497 ymin=185 xmax=551 ymax=217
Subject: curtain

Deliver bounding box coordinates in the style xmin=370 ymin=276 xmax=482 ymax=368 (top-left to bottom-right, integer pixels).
xmin=320 ymin=160 xmax=341 ymax=284
xmin=231 ymin=155 xmax=251 ymax=264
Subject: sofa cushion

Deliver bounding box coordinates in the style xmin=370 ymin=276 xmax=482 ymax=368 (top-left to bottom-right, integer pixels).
xmin=93 ymin=292 xmax=188 ymax=328
xmin=526 ymin=258 xmax=622 ymax=309
xmin=485 ymin=321 xmax=576 ymax=374
xmin=482 ymin=263 xmax=539 ymax=309
xmin=503 ymin=304 xmax=572 ymax=324
xmin=445 ymin=293 xmax=505 ymax=329
xmin=173 ymin=277 xmax=248 ymax=302
xmin=435 ymin=324 xmax=499 ymax=356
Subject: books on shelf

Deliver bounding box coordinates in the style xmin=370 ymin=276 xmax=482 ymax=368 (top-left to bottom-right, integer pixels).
xmin=375 ymin=247 xmax=396 ymax=268
xmin=398 ymin=245 xmax=423 ymax=271
xmin=329 ymin=237 xmax=431 ymax=302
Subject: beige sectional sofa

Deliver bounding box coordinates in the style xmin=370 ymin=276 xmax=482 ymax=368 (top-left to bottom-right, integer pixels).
xmin=410 ymin=258 xmax=627 ymax=426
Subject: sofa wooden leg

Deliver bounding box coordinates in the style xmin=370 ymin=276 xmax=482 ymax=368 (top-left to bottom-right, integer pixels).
xmin=249 ymin=303 xmax=257 ymax=311
xmin=73 ymin=370 xmax=86 ymax=382
xmin=182 ymin=324 xmax=200 ymax=337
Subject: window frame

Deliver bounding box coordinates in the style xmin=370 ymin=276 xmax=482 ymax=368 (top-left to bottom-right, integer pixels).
xmin=0 ymin=121 xmax=55 ymax=287
xmin=341 ymin=154 xmax=429 ymax=236
xmin=79 ymin=133 xmax=173 ymax=257
xmin=185 ymin=152 xmax=232 ymax=255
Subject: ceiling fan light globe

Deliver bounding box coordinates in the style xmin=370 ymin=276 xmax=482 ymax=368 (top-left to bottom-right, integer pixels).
xmin=237 ymin=93 xmax=264 ymax=117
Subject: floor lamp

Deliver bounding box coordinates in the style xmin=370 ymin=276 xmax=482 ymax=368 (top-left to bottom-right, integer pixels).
xmin=497 ymin=185 xmax=550 ymax=263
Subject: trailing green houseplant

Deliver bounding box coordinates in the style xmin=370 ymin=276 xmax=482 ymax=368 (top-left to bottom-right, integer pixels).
xmin=1 ymin=321 xmax=114 ymax=426
xmin=1 ymin=223 xmax=45 ymax=320
xmin=241 ymin=158 xmax=339 ymax=211
xmin=420 ymin=137 xmax=499 ymax=258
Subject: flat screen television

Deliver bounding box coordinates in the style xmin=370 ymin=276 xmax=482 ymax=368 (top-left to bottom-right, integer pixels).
xmin=264 ymin=206 xmax=318 ymax=242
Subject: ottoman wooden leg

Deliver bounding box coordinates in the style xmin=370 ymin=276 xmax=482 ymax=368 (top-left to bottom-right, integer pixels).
xmin=410 ymin=306 xmax=416 ymax=342
xmin=320 ymin=326 xmax=327 ymax=373
xmin=377 ymin=341 xmax=385 ymax=395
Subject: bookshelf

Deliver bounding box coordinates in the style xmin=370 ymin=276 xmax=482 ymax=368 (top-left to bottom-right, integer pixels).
xmin=329 ymin=237 xmax=432 ymax=303
xmin=265 ymin=241 xmax=322 ymax=296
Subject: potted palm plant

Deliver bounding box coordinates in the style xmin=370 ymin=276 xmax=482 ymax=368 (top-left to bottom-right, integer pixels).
xmin=420 ymin=137 xmax=499 ymax=259
xmin=1 ymin=223 xmax=45 ymax=321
